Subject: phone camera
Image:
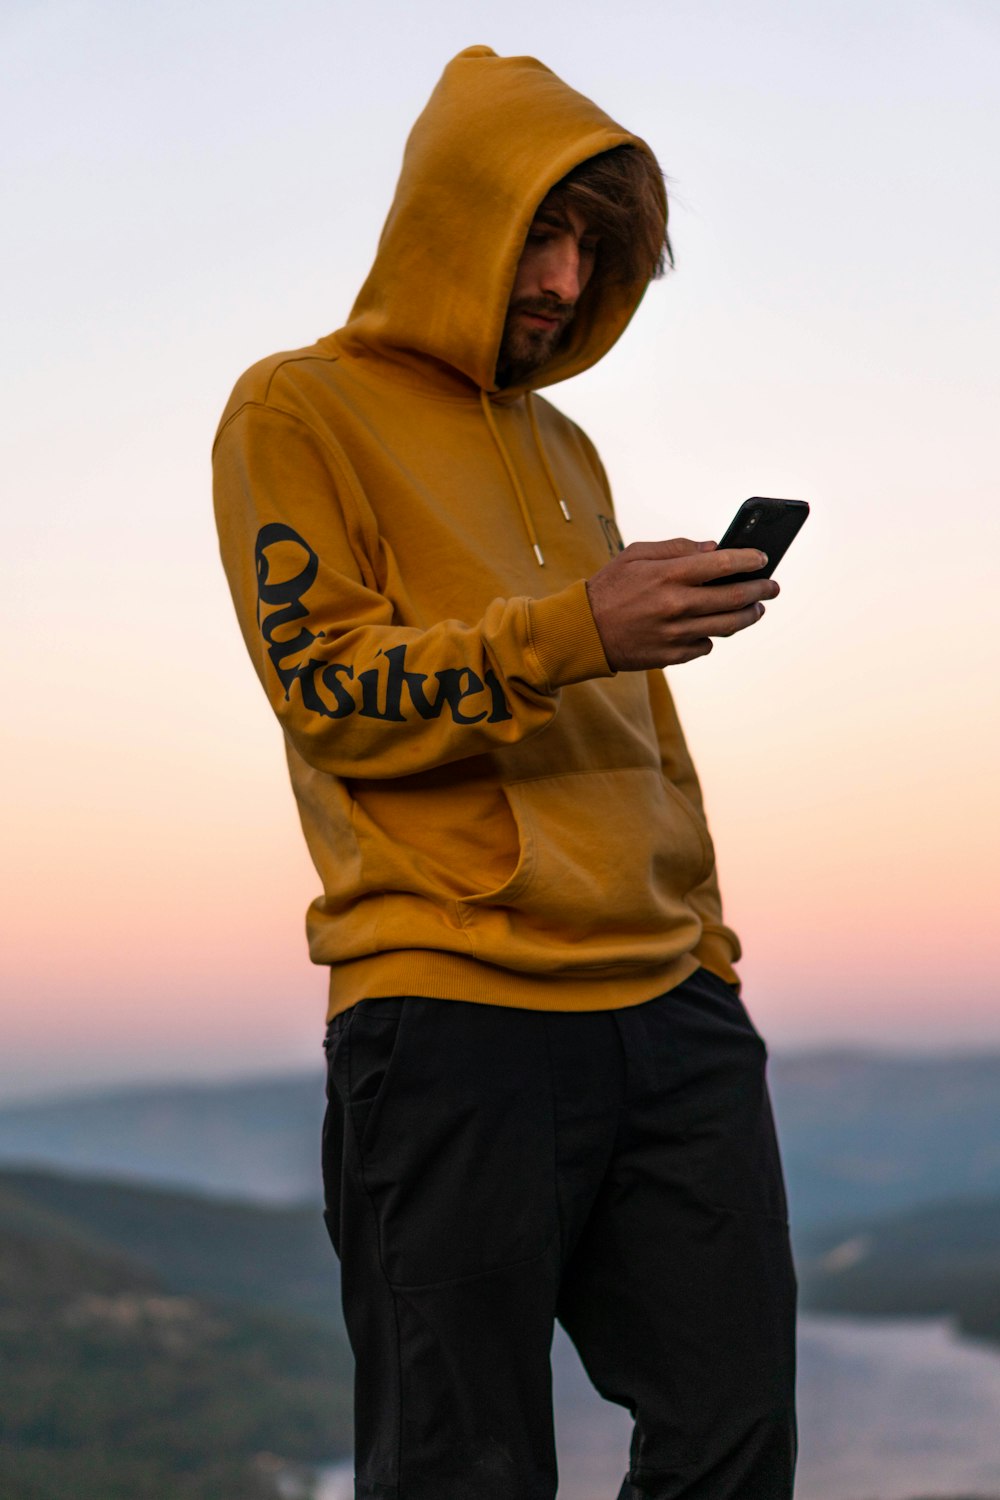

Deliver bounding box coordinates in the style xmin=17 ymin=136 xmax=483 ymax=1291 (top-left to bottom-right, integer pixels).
xmin=746 ymin=509 xmax=762 ymax=529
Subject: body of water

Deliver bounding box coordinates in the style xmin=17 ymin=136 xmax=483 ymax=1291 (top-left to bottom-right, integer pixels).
xmin=316 ymin=1313 xmax=1000 ymax=1499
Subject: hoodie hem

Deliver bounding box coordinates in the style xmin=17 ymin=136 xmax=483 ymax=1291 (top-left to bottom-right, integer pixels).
xmin=325 ymin=948 xmax=700 ymax=1020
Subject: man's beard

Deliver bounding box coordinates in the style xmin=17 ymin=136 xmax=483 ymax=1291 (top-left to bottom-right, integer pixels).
xmin=495 ymin=296 xmax=575 ymax=388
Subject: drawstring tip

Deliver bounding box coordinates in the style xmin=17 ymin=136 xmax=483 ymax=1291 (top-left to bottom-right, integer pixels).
xmin=559 ymin=499 xmax=572 ymax=521
xmin=533 ymin=543 xmax=545 ymax=567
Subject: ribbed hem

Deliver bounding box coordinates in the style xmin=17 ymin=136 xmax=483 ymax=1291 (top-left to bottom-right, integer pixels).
xmin=326 ymin=948 xmax=700 ymax=1021
xmin=526 ymin=580 xmax=613 ymax=691
xmin=692 ymin=928 xmax=742 ymax=988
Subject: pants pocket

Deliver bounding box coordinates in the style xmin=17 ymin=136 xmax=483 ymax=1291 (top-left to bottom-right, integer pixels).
xmin=354 ymin=999 xmax=558 ymax=1288
xmin=342 ymin=998 xmax=407 ymax=1151
xmin=624 ymin=974 xmax=789 ymax=1224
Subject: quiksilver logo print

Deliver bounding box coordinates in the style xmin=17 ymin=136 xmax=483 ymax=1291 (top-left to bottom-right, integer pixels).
xmin=597 ymin=514 xmax=624 ymax=556
xmin=254 ymin=523 xmax=513 ymax=725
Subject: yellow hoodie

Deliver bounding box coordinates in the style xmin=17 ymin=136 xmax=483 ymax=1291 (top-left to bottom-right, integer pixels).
xmin=213 ymin=45 xmax=740 ymax=1018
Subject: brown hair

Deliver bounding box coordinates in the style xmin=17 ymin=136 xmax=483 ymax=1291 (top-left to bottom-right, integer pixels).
xmin=546 ymin=145 xmax=672 ymax=286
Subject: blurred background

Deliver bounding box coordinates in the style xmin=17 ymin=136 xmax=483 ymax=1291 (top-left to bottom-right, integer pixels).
xmin=2 ymin=2 xmax=998 ymax=1497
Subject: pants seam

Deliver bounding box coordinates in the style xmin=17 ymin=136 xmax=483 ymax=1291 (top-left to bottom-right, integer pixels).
xmin=345 ymin=1016 xmax=404 ymax=1495
xmin=387 ymin=1231 xmax=559 ymax=1293
xmin=541 ymin=1012 xmax=565 ymax=1271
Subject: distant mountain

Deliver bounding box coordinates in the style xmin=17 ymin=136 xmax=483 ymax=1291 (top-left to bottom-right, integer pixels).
xmin=2 ymin=1164 xmax=999 ymax=1499
xmin=0 ymin=1165 xmax=341 ymax=1327
xmin=0 ymin=1167 xmax=352 ymax=1500
xmin=798 ymin=1194 xmax=1000 ymax=1348
xmin=767 ymin=1049 xmax=1000 ymax=1231
xmin=1 ymin=1051 xmax=999 ymax=1233
xmin=0 ymin=1073 xmax=324 ymax=1202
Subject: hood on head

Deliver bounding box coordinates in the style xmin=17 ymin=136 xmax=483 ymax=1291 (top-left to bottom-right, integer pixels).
xmin=338 ymin=46 xmax=665 ymax=397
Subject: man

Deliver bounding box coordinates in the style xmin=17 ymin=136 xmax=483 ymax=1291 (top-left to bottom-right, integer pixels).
xmin=214 ymin=45 xmax=796 ymax=1500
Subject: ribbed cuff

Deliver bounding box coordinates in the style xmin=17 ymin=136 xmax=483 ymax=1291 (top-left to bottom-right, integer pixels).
xmin=526 ymin=580 xmax=614 ymax=691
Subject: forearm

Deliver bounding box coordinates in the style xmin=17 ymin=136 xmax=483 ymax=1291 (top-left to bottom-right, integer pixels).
xmin=213 ymin=405 xmax=612 ymax=778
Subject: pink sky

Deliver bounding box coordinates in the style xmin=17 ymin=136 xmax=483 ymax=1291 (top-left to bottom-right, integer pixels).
xmin=3 ymin=1 xmax=998 ymax=1099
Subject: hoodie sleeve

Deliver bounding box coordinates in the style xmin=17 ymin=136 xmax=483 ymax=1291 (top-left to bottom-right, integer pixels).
xmin=645 ymin=669 xmax=742 ymax=986
xmin=213 ymin=403 xmax=613 ymax=779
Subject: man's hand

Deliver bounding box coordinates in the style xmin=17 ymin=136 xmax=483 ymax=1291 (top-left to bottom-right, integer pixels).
xmin=585 ymin=539 xmax=780 ymax=671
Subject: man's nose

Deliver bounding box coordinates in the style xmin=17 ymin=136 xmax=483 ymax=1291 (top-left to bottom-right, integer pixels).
xmin=540 ymin=243 xmax=583 ymax=304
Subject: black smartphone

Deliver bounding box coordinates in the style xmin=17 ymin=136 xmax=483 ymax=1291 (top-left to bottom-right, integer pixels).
xmin=705 ymin=497 xmax=810 ymax=585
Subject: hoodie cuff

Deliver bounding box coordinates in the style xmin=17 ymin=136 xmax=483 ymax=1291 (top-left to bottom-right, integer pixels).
xmin=526 ymin=580 xmax=614 ymax=691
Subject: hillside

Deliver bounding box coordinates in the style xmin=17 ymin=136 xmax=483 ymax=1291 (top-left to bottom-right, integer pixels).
xmin=799 ymin=1194 xmax=1000 ymax=1347
xmin=2 ymin=1164 xmax=999 ymax=1499
xmin=0 ymin=1165 xmax=340 ymax=1326
xmin=0 ymin=1170 xmax=352 ymax=1500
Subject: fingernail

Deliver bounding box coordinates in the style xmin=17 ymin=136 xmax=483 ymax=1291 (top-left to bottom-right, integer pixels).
xmin=758 ymin=552 xmax=768 ymax=566
xmin=756 ymin=603 xmax=766 ymax=618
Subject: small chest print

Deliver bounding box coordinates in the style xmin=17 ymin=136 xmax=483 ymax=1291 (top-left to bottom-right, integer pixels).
xmin=597 ymin=514 xmax=624 ymax=556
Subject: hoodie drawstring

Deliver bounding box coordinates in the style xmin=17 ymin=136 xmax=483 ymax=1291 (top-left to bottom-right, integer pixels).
xmin=527 ymin=395 xmax=573 ymax=524
xmin=479 ymin=389 xmax=572 ymax=567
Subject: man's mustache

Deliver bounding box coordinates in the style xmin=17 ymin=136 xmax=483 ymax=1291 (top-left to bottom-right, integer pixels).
xmin=510 ymin=296 xmax=575 ymax=324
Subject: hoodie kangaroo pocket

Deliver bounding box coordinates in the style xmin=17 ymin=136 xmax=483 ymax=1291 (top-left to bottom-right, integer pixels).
xmin=459 ymin=766 xmax=714 ymax=968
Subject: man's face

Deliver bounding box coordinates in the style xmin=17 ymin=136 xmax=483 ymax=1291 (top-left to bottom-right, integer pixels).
xmin=495 ymin=197 xmax=598 ymax=387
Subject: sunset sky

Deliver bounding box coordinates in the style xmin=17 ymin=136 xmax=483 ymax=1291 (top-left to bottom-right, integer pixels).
xmin=4 ymin=0 xmax=998 ymax=1100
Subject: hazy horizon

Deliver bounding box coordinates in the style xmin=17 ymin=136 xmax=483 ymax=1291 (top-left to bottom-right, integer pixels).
xmin=3 ymin=1030 xmax=999 ymax=1110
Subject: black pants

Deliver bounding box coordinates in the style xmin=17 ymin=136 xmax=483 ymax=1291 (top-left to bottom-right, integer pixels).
xmin=321 ymin=969 xmax=797 ymax=1499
